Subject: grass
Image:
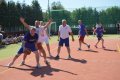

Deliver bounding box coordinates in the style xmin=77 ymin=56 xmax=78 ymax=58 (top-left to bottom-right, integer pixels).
xmin=0 ymin=34 xmax=119 ymax=61
xmin=0 ymin=36 xmax=58 ymax=61
xmin=0 ymin=43 xmax=22 ymax=60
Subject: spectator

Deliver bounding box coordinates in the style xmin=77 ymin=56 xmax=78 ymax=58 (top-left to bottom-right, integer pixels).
xmin=0 ymin=33 xmax=3 ymax=45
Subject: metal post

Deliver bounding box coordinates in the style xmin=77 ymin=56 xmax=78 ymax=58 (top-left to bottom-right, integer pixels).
xmin=48 ymin=0 xmax=50 ymax=19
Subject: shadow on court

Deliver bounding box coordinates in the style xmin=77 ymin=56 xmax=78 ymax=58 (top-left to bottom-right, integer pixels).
xmin=31 ymin=65 xmax=77 ymax=77
xmin=83 ymin=49 xmax=98 ymax=53
xmin=62 ymin=58 xmax=87 ymax=64
xmin=103 ymin=48 xmax=117 ymax=52
xmin=47 ymin=56 xmax=87 ymax=64
xmin=0 ymin=64 xmax=77 ymax=78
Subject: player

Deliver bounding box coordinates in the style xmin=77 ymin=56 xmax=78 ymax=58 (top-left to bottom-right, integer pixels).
xmin=95 ymin=23 xmax=105 ymax=48
xmin=38 ymin=21 xmax=52 ymax=57
xmin=55 ymin=19 xmax=74 ymax=60
xmin=8 ymin=27 xmax=40 ymax=68
xmin=77 ymin=20 xmax=90 ymax=50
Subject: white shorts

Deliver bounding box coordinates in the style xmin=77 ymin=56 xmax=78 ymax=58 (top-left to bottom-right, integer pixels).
xmin=43 ymin=37 xmax=49 ymax=44
xmin=38 ymin=37 xmax=49 ymax=44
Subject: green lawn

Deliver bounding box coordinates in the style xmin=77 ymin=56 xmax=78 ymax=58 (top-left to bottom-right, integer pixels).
xmin=0 ymin=35 xmax=119 ymax=61
xmin=0 ymin=36 xmax=58 ymax=61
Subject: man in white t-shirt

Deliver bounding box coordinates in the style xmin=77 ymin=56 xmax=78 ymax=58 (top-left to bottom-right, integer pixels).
xmin=55 ymin=19 xmax=74 ymax=60
xmin=38 ymin=21 xmax=52 ymax=57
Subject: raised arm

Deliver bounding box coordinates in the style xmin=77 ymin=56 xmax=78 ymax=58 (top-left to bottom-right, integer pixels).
xmin=44 ymin=19 xmax=52 ymax=29
xmin=20 ymin=17 xmax=31 ymax=30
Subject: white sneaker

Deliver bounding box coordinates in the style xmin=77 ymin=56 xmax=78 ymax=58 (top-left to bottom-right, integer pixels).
xmin=20 ymin=61 xmax=25 ymax=66
xmin=35 ymin=64 xmax=41 ymax=69
xmin=7 ymin=62 xmax=14 ymax=67
xmin=67 ymin=55 xmax=72 ymax=59
xmin=49 ymin=54 xmax=52 ymax=57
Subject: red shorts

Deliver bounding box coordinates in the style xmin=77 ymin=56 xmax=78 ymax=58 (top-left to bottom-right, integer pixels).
xmin=79 ymin=36 xmax=85 ymax=42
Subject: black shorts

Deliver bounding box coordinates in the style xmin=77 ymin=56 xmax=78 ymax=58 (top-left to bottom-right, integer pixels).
xmin=97 ymin=35 xmax=103 ymax=40
xmin=59 ymin=38 xmax=69 ymax=47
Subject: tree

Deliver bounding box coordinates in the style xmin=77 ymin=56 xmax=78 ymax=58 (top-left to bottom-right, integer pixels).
xmin=31 ymin=0 xmax=43 ymax=22
xmin=51 ymin=1 xmax=64 ymax=10
xmin=0 ymin=0 xmax=8 ymax=31
xmin=51 ymin=1 xmax=72 ymax=27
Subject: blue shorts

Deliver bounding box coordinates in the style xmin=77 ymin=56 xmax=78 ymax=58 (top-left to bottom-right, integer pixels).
xmin=97 ymin=35 xmax=103 ymax=40
xmin=17 ymin=47 xmax=24 ymax=54
xmin=59 ymin=38 xmax=69 ymax=47
xmin=17 ymin=43 xmax=37 ymax=54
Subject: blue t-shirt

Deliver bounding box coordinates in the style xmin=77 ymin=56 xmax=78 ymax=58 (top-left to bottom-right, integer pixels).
xmin=78 ymin=24 xmax=86 ymax=36
xmin=96 ymin=27 xmax=103 ymax=36
xmin=24 ymin=32 xmax=38 ymax=47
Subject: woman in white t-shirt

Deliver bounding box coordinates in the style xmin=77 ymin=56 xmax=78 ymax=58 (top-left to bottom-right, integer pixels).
xmin=38 ymin=21 xmax=52 ymax=57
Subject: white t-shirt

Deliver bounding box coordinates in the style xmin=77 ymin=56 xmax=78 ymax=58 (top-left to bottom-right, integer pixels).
xmin=37 ymin=26 xmax=49 ymax=43
xmin=59 ymin=25 xmax=72 ymax=39
xmin=30 ymin=26 xmax=49 ymax=43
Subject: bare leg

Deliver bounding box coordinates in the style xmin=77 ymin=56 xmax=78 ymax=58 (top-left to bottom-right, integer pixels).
xmin=23 ymin=54 xmax=27 ymax=62
xmin=37 ymin=43 xmax=49 ymax=65
xmin=46 ymin=44 xmax=51 ymax=56
xmin=8 ymin=54 xmax=21 ymax=67
xmin=57 ymin=46 xmax=61 ymax=56
xmin=40 ymin=48 xmax=47 ymax=61
xmin=79 ymin=40 xmax=81 ymax=49
xmin=95 ymin=40 xmax=100 ymax=48
xmin=81 ymin=41 xmax=90 ymax=49
xmin=101 ymin=38 xmax=105 ymax=48
xmin=33 ymin=51 xmax=40 ymax=68
xmin=55 ymin=46 xmax=62 ymax=60
xmin=21 ymin=53 xmax=28 ymax=65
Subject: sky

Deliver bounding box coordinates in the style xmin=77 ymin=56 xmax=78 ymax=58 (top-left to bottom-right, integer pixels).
xmin=6 ymin=0 xmax=120 ymax=11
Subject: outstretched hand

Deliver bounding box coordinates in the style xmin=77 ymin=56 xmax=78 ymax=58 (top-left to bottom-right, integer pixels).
xmin=20 ymin=17 xmax=25 ymax=23
xmin=49 ymin=18 xmax=53 ymax=22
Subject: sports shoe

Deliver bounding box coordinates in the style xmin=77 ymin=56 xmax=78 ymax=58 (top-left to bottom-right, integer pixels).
xmin=55 ymin=55 xmax=60 ymax=60
xmin=7 ymin=62 xmax=14 ymax=67
xmin=95 ymin=45 xmax=98 ymax=48
xmin=78 ymin=48 xmax=81 ymax=51
xmin=87 ymin=44 xmax=90 ymax=48
xmin=20 ymin=61 xmax=25 ymax=66
xmin=102 ymin=46 xmax=106 ymax=49
xmin=35 ymin=64 xmax=41 ymax=69
xmin=67 ymin=55 xmax=72 ymax=59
